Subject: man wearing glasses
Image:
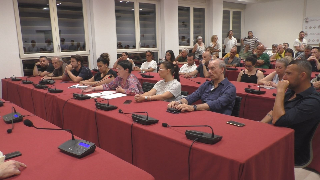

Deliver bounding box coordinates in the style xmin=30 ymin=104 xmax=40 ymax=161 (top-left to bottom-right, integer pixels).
xmin=168 ymin=59 xmax=236 ymax=115
xmin=134 ymin=51 xmax=157 ymax=72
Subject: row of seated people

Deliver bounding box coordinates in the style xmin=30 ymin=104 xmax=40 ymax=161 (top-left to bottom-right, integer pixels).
xmin=32 ymin=51 xmax=320 ymax=167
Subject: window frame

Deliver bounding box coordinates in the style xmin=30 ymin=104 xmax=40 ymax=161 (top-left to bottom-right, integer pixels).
xmin=13 ymin=0 xmax=90 ymax=59
xmin=178 ymin=3 xmax=206 ymax=50
xmin=222 ymin=8 xmax=244 ymax=46
xmin=115 ymin=0 xmax=160 ymax=55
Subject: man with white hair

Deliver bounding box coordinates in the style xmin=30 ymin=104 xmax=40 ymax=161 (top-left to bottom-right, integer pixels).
xmin=168 ymin=59 xmax=236 ymax=115
xmin=42 ymin=56 xmax=67 ymax=80
xmin=176 ymin=48 xmax=188 ymax=64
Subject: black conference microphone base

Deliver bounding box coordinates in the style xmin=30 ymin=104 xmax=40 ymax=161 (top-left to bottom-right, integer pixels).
xmin=96 ymin=103 xmax=117 ymax=111
xmin=132 ymin=114 xmax=158 ymax=125
xmin=185 ymin=130 xmax=222 ymax=145
xmin=73 ymin=93 xmax=91 ymax=100
xmin=48 ymin=88 xmax=63 ymax=93
xmin=58 ymin=139 xmax=96 ymax=158
xmin=22 ymin=80 xmax=33 ymax=84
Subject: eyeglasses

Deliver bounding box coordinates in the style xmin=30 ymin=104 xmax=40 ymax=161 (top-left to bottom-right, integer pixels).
xmin=244 ymin=65 xmax=253 ymax=68
xmin=158 ymin=68 xmax=167 ymax=71
xmin=146 ymin=55 xmax=151 ymax=57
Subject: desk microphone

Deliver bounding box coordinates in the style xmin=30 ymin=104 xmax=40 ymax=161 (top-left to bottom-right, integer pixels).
xmin=162 ymin=123 xmax=222 ymax=144
xmin=22 ymin=77 xmax=33 ymax=84
xmin=95 ymin=99 xmax=117 ymax=111
xmin=48 ymin=84 xmax=63 ymax=93
xmin=23 ymin=119 xmax=96 ymax=158
xmin=118 ymin=109 xmax=158 ymax=125
xmin=7 ymin=107 xmax=17 ymax=134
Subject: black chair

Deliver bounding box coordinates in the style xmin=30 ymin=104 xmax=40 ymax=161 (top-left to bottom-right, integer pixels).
xmin=295 ymin=123 xmax=320 ymax=168
xmin=181 ymin=91 xmax=188 ymax=96
xmin=142 ymin=82 xmax=155 ymax=93
xmin=231 ymin=96 xmax=242 ymax=117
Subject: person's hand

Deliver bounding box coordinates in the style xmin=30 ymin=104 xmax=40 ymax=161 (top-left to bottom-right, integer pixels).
xmin=134 ymin=94 xmax=145 ymax=102
xmin=264 ymin=81 xmax=272 ymax=86
xmin=41 ymin=76 xmax=49 ymax=80
xmin=175 ymin=104 xmax=194 ymax=112
xmin=66 ymin=64 xmax=73 ymax=71
xmin=133 ymin=66 xmax=140 ymax=71
xmin=35 ymin=62 xmax=40 ymax=66
xmin=116 ymin=86 xmax=125 ymax=93
xmin=82 ymin=86 xmax=94 ymax=93
xmin=307 ymin=56 xmax=316 ymax=62
xmin=313 ymin=81 xmax=320 ymax=89
xmin=277 ymin=80 xmax=289 ymax=92
xmin=167 ymin=101 xmax=179 ymax=108
xmin=270 ymin=82 xmax=277 ymax=88
xmin=184 ymin=73 xmax=191 ymax=78
xmin=0 ymin=160 xmax=27 ymax=179
xmin=79 ymin=81 xmax=86 ymax=85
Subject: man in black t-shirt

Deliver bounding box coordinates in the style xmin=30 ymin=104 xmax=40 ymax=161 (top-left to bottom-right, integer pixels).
xmin=33 ymin=56 xmax=54 ymax=77
xmin=62 ymin=54 xmax=92 ymax=83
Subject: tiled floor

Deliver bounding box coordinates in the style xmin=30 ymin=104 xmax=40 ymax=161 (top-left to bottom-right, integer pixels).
xmin=295 ymin=168 xmax=320 ymax=180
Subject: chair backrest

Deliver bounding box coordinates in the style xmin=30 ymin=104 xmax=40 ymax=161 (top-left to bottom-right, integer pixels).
xmin=181 ymin=91 xmax=188 ymax=96
xmin=231 ymin=96 xmax=242 ymax=117
xmin=295 ymin=123 xmax=320 ymax=168
xmin=142 ymin=82 xmax=155 ymax=93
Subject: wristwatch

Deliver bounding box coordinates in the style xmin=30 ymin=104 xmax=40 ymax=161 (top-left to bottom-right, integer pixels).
xmin=193 ymin=105 xmax=197 ymax=111
xmin=145 ymin=96 xmax=148 ymax=100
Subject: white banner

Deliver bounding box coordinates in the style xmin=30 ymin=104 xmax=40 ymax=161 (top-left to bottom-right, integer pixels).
xmin=303 ymin=16 xmax=320 ymax=45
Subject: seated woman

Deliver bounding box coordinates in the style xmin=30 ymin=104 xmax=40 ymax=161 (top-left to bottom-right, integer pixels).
xmin=83 ymin=61 xmax=143 ymax=95
xmin=80 ymin=53 xmax=117 ymax=86
xmin=134 ymin=61 xmax=181 ymax=102
xmin=258 ymin=58 xmax=289 ymax=87
xmin=237 ymin=55 xmax=264 ymax=84
xmin=165 ymin=50 xmax=178 ymax=65
xmin=113 ymin=52 xmax=135 ymax=69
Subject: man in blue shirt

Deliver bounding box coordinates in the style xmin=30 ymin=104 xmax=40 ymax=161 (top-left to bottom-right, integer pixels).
xmin=261 ymin=60 xmax=320 ymax=166
xmin=62 ymin=54 xmax=92 ymax=83
xmin=168 ymin=59 xmax=236 ymax=115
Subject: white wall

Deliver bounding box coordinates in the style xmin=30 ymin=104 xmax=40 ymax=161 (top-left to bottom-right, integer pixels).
xmin=206 ymin=0 xmax=223 ymax=57
xmin=160 ymin=0 xmax=179 ymax=58
xmin=0 ymin=0 xmax=23 ymax=98
xmin=305 ymin=0 xmax=320 ymax=18
xmin=90 ymin=0 xmax=117 ymax=68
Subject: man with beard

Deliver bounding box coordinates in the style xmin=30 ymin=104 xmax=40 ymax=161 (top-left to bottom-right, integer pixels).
xmin=261 ymin=60 xmax=320 ymax=166
xmin=33 ymin=56 xmax=54 ymax=77
xmin=42 ymin=56 xmax=67 ymax=80
xmin=62 ymin=54 xmax=92 ymax=83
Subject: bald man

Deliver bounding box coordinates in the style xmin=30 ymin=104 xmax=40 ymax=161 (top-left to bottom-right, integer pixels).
xmin=169 ymin=59 xmax=236 ymax=115
xmin=184 ymin=51 xmax=212 ymax=78
xmin=255 ymin=44 xmax=270 ymax=69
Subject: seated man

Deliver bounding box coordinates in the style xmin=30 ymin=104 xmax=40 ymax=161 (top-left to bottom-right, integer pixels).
xmin=261 ymin=60 xmax=320 ymax=166
xmin=0 ymin=160 xmax=26 ymax=179
xmin=295 ymin=45 xmax=312 ymax=61
xmin=168 ymin=59 xmax=236 ymax=115
xmin=42 ymin=56 xmax=67 ymax=80
xmin=179 ymin=53 xmax=197 ymax=75
xmin=134 ymin=51 xmax=157 ymax=72
xmin=62 ymin=54 xmax=92 ymax=83
xmin=255 ymin=44 xmax=270 ymax=69
xmin=307 ymin=47 xmax=320 ymax=72
xmin=83 ymin=61 xmax=143 ymax=95
xmin=176 ymin=48 xmax=188 ymax=64
xmin=184 ymin=51 xmax=212 ymax=78
xmin=222 ymin=47 xmax=240 ymax=60
xmin=270 ymin=44 xmax=285 ymax=62
xmin=33 ymin=56 xmax=54 ymax=77
xmin=224 ymin=47 xmax=241 ymax=67
xmin=239 ymin=42 xmax=252 ymax=60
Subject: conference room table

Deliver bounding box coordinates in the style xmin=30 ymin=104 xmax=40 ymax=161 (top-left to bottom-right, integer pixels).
xmin=1 ymin=77 xmax=297 ymax=180
xmin=134 ymin=71 xmax=277 ymax=121
xmin=0 ymin=100 xmax=155 ymax=180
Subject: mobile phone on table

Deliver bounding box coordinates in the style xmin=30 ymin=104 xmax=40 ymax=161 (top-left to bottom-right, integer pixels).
xmin=124 ymin=100 xmax=132 ymax=104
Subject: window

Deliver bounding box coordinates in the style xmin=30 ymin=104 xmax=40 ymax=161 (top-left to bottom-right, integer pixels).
xmin=178 ymin=5 xmax=205 ymax=48
xmin=14 ymin=0 xmax=89 ymax=58
xmin=222 ymin=9 xmax=242 ymax=43
xmin=115 ymin=0 xmax=159 ymax=52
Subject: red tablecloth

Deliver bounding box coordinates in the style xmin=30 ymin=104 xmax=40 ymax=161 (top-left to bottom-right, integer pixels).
xmin=0 ymin=100 xmax=154 ymax=180
xmin=1 ymin=77 xmax=298 ymax=180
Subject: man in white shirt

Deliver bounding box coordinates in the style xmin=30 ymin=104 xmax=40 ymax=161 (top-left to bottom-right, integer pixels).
xmin=179 ymin=53 xmax=197 ymax=75
xmin=224 ymin=30 xmax=237 ymax=53
xmin=293 ymin=31 xmax=308 ymax=57
xmin=134 ymin=51 xmax=157 ymax=72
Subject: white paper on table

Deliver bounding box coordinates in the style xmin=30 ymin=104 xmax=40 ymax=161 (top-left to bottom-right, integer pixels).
xmin=86 ymin=93 xmax=102 ymax=98
xmin=100 ymin=91 xmax=117 ymax=95
xmin=101 ymin=93 xmax=127 ymax=99
xmin=68 ymin=84 xmax=88 ymax=89
xmin=0 ymin=151 xmax=5 ymax=165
